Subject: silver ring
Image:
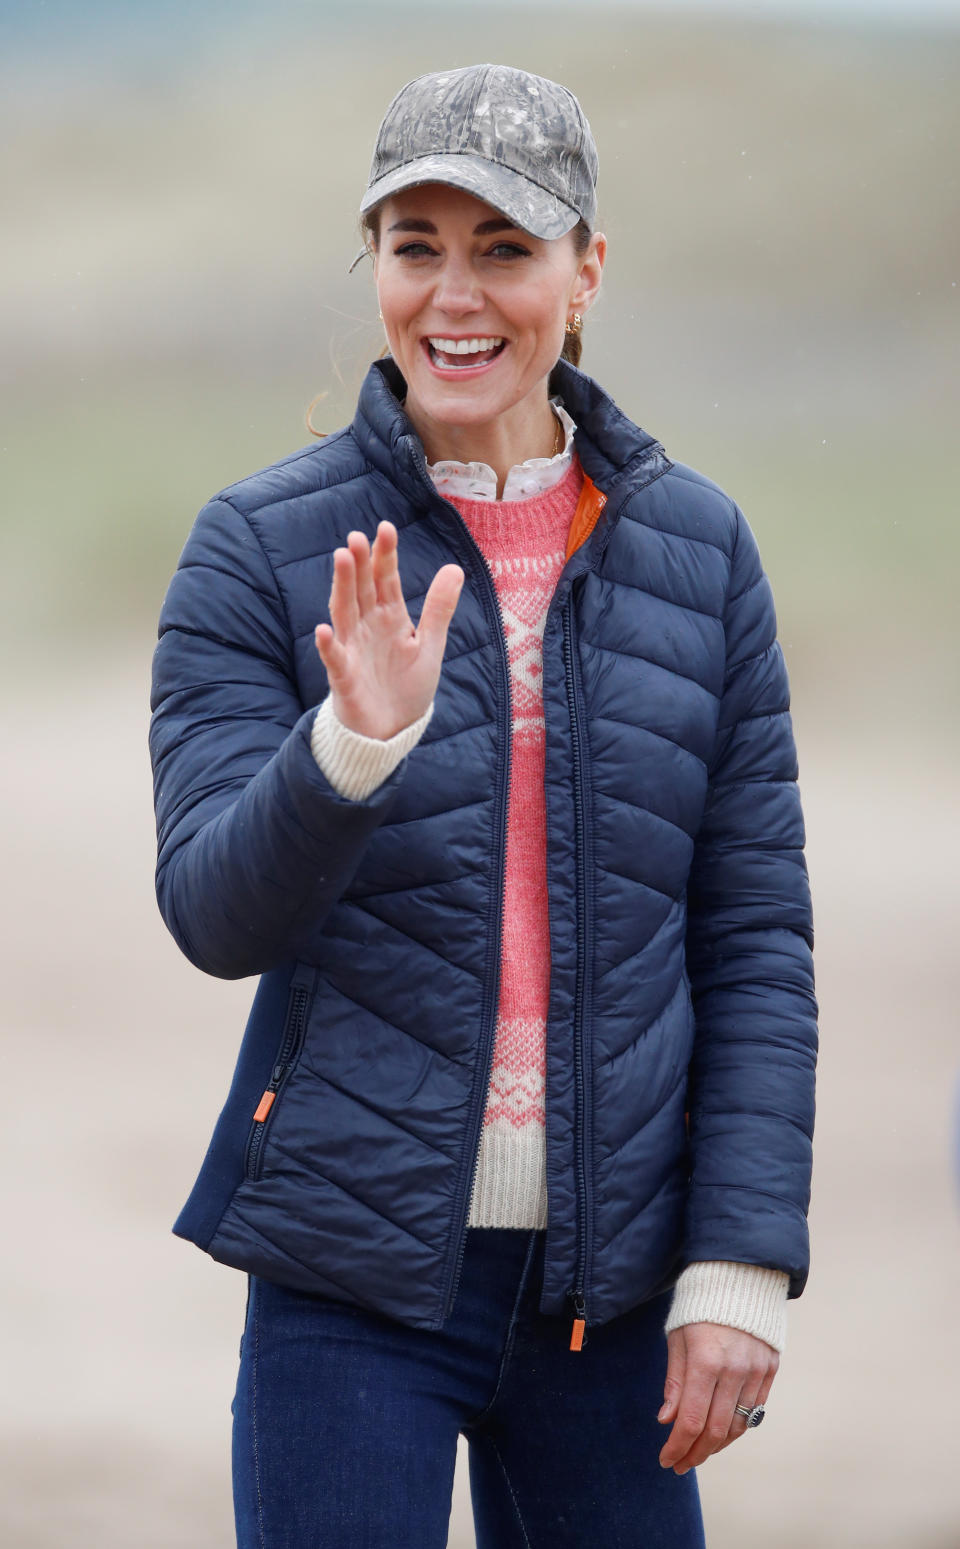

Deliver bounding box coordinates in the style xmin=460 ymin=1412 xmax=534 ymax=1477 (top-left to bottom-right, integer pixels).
xmin=735 ymin=1403 xmax=765 ymax=1428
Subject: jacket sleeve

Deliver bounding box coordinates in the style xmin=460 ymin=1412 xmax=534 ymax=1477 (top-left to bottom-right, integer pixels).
xmin=683 ymin=505 xmax=819 ymax=1297
xmin=149 ymin=496 xmax=409 ymax=980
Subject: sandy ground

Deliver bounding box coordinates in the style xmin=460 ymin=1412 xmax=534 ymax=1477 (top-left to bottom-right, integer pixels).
xmin=2 ymin=654 xmax=958 ymax=1548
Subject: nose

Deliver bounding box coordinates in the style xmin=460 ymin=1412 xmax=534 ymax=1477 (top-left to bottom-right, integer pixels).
xmin=432 ymin=255 xmax=484 ymax=316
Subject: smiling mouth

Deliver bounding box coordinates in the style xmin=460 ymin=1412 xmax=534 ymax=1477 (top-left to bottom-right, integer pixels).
xmin=425 ymin=336 xmax=507 ymax=369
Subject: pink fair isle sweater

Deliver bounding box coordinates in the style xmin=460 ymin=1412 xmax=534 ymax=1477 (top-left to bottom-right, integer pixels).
xmin=451 ymin=458 xmax=585 ymax=1229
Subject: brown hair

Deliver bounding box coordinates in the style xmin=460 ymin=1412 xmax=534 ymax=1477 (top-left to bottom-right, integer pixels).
xmin=562 ymin=218 xmax=592 ymax=368
xmin=360 ymin=210 xmax=593 ymax=367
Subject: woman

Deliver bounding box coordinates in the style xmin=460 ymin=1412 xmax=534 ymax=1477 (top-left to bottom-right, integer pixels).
xmin=151 ymin=64 xmax=818 ymax=1547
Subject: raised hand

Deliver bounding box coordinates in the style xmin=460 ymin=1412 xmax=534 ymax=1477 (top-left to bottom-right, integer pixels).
xmin=314 ymin=521 xmax=464 ymax=740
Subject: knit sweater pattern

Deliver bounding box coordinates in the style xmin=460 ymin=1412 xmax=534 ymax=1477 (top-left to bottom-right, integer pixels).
xmin=451 ymin=459 xmax=584 ymax=1227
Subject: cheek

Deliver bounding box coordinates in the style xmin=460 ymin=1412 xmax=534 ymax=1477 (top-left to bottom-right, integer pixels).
xmin=375 ymin=268 xmax=407 ymax=318
xmin=530 ymin=305 xmax=568 ymax=361
xmin=524 ymin=281 xmax=573 ymax=348
xmin=379 ymin=284 xmax=425 ymax=337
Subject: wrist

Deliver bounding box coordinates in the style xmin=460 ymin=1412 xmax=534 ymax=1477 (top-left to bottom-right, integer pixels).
xmin=311 ymin=695 xmax=433 ymax=802
xmin=330 ymin=694 xmax=431 ymax=741
xmin=664 ymin=1261 xmax=789 ymax=1353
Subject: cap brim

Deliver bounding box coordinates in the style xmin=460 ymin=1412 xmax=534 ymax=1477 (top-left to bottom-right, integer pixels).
xmin=359 ymin=152 xmax=581 ymax=241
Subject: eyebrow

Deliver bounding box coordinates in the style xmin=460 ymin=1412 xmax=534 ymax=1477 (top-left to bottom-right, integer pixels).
xmin=386 ymin=217 xmax=520 ymax=235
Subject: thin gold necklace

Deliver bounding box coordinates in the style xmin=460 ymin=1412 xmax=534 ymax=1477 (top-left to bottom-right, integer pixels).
xmin=550 ymin=413 xmax=563 ymax=458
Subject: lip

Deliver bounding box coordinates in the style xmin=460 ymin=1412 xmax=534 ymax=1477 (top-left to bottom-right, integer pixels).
xmin=420 ymin=337 xmax=508 ymax=379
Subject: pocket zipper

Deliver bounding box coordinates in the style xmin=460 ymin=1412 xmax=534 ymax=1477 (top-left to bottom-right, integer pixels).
xmin=244 ymin=970 xmax=314 ymax=1181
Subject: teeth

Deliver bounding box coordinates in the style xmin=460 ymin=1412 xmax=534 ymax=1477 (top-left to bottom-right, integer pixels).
xmin=428 ymin=336 xmax=504 ymax=355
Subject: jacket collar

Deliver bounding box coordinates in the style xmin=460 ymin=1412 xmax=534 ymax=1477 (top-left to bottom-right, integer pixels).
xmin=351 ymin=357 xmax=666 ymax=508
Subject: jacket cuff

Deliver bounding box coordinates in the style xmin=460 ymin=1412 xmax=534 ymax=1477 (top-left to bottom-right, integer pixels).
xmin=664 ymin=1261 xmax=789 ymax=1353
xmin=310 ymin=696 xmax=434 ymax=803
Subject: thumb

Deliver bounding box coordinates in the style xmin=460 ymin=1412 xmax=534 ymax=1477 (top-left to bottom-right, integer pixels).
xmin=416 ymin=564 xmax=465 ymax=660
xmin=659 ymin=1328 xmax=686 ymax=1424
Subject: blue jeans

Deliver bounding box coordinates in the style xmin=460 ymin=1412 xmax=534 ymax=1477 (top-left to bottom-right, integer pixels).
xmin=231 ymin=1227 xmax=705 ymax=1547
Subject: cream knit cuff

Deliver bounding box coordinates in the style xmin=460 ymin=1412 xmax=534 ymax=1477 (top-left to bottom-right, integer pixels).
xmin=664 ymin=1261 xmax=789 ymax=1353
xmin=310 ymin=696 xmax=434 ymax=803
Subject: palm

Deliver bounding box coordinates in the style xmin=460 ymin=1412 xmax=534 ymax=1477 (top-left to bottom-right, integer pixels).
xmin=314 ymin=521 xmax=464 ymax=739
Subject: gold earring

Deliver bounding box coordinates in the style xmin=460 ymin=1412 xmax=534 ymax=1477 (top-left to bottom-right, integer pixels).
xmin=565 ymin=312 xmax=583 ymax=336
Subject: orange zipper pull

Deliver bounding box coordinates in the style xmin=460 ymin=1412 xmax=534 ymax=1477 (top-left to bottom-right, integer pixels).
xmin=253 ymin=1090 xmax=276 ymax=1123
xmin=569 ymin=1290 xmax=588 ymax=1351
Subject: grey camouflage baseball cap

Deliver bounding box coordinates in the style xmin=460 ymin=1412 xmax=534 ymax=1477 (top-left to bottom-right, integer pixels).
xmin=359 ymin=64 xmax=598 ymax=241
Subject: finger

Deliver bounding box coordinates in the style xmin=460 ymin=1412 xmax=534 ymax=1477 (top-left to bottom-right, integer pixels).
xmin=756 ymin=1352 xmax=779 ymax=1408
xmin=733 ymin=1351 xmax=776 ymax=1428
xmin=673 ymin=1368 xmax=743 ymax=1473
xmin=710 ymin=1356 xmax=777 ymax=1459
xmin=728 ymin=1346 xmax=778 ymax=1436
xmin=659 ymin=1367 xmax=716 ymax=1471
xmin=415 ymin=564 xmax=464 ymax=663
xmin=347 ymin=530 xmax=377 ymax=615
xmin=716 ymin=1383 xmax=760 ymax=1455
xmin=328 ymin=547 xmax=359 ymax=638
xmin=679 ymin=1346 xmax=778 ymax=1467
xmin=314 ymin=622 xmax=347 ymax=679
xmin=658 ymin=1330 xmax=686 ymax=1426
xmin=371 ymin=521 xmax=406 ymax=610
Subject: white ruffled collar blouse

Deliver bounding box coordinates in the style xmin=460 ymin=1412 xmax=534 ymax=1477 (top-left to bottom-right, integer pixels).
xmin=425 ymin=400 xmax=576 ymax=502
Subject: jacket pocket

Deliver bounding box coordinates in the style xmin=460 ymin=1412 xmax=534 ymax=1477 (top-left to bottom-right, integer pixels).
xmin=244 ymin=964 xmax=316 ymax=1182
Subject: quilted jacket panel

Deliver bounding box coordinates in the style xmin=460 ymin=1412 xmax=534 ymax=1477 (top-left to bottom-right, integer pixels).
xmin=150 ymin=358 xmax=818 ymax=1332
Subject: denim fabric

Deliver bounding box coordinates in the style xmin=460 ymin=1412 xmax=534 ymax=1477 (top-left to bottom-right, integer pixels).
xmin=231 ymin=1227 xmax=705 ymax=1548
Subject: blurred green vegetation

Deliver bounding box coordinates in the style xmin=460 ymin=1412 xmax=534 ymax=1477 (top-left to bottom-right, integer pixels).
xmin=3 ymin=375 xmax=952 ymax=636
xmin=3 ymin=7 xmax=957 ymax=740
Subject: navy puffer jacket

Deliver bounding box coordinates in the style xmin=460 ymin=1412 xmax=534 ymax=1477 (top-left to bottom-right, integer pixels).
xmin=151 ymin=357 xmax=818 ymax=1335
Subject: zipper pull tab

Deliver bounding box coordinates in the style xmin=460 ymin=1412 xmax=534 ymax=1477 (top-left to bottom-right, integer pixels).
xmin=252 ymin=1090 xmax=276 ymax=1123
xmin=568 ymin=1290 xmax=588 ymax=1352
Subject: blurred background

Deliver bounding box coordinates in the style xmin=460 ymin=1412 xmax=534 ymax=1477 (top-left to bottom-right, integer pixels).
xmin=2 ymin=1 xmax=958 ymax=1544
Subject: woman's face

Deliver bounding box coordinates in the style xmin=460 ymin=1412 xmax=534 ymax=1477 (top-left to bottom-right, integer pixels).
xmin=372 ymin=184 xmax=604 ymax=442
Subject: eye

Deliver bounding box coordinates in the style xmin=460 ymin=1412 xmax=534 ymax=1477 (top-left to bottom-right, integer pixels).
xmin=487 ymin=242 xmax=532 ymax=260
xmin=394 ymin=241 xmax=437 ymax=259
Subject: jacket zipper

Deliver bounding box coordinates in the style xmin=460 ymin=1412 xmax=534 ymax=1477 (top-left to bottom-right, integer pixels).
xmin=430 ymin=498 xmax=512 ymax=1322
xmin=245 ymin=969 xmax=314 ymax=1181
xmin=406 ymin=427 xmax=667 ymax=1329
xmin=563 ymin=592 xmax=593 ymax=1350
